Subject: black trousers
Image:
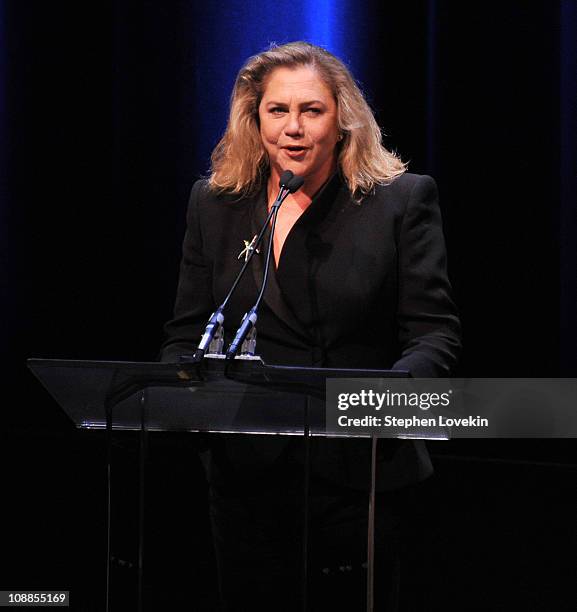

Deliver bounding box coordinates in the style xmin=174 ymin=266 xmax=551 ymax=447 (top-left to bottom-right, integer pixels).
xmin=208 ymin=472 xmax=423 ymax=612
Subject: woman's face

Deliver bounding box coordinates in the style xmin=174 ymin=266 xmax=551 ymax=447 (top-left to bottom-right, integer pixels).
xmin=258 ymin=65 xmax=340 ymax=188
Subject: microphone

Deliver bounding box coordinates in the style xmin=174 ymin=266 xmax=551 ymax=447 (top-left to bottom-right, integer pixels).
xmin=279 ymin=169 xmax=295 ymax=190
xmin=287 ymin=174 xmax=304 ymax=192
xmin=270 ymin=172 xmax=304 ymax=207
xmin=189 ymin=171 xmax=296 ymax=363
xmin=226 ymin=173 xmax=304 ymax=360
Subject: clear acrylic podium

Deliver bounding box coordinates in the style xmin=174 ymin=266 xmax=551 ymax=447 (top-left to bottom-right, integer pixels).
xmin=28 ymin=356 xmax=410 ymax=612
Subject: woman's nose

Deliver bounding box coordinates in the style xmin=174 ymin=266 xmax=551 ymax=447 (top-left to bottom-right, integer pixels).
xmin=284 ymin=112 xmax=303 ymax=137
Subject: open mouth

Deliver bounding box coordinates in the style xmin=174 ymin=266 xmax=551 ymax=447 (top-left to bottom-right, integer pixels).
xmin=283 ymin=145 xmax=308 ymax=155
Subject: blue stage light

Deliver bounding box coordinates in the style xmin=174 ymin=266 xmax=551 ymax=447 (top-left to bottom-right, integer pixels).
xmin=189 ymin=0 xmax=366 ymax=173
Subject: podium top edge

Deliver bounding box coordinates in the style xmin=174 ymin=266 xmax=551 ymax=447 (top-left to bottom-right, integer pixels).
xmin=26 ymin=357 xmax=409 ymax=377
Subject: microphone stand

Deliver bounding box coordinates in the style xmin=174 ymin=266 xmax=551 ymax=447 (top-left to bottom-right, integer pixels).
xmin=187 ymin=171 xmax=296 ymax=364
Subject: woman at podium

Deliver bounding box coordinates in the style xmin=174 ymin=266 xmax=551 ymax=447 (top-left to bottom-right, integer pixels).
xmin=160 ymin=41 xmax=461 ymax=611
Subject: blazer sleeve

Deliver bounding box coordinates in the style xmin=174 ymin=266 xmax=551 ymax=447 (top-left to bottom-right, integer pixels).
xmin=158 ymin=181 xmax=215 ymax=362
xmin=391 ymin=175 xmax=461 ymax=377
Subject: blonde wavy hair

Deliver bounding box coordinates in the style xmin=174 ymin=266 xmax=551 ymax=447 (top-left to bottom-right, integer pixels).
xmin=209 ymin=41 xmax=407 ymax=200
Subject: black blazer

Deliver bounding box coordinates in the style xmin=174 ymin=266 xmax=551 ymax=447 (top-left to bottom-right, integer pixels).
xmin=160 ymin=171 xmax=461 ymax=491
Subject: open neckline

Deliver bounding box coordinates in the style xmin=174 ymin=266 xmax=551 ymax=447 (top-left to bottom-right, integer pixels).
xmin=267 ymin=171 xmax=340 ymax=272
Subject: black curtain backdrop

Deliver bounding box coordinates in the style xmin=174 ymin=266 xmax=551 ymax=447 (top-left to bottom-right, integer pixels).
xmin=1 ymin=2 xmax=576 ymax=610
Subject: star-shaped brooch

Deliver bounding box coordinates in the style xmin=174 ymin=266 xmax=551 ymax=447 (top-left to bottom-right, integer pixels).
xmin=238 ymin=235 xmax=260 ymax=262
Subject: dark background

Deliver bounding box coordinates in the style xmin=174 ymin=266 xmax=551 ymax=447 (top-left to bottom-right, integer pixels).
xmin=1 ymin=1 xmax=576 ymax=610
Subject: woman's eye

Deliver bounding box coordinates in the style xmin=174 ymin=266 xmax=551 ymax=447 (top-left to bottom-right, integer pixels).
xmin=306 ymin=108 xmax=321 ymax=115
xmin=270 ymin=107 xmax=286 ymax=114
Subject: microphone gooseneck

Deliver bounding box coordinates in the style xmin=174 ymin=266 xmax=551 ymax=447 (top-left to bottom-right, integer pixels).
xmin=226 ymin=173 xmax=304 ymax=360
xmin=192 ymin=171 xmax=298 ymax=363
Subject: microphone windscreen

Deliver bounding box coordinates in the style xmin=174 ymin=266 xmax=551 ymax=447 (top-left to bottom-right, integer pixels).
xmin=287 ymin=175 xmax=305 ymax=193
xmin=279 ymin=170 xmax=294 ymax=188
